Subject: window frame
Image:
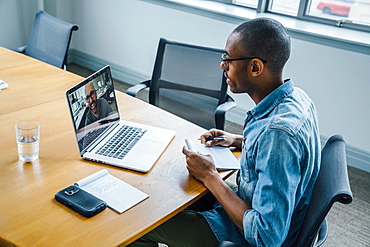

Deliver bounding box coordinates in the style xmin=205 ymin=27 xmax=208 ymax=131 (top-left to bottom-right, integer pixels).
xmin=232 ymin=0 xmax=370 ymax=32
xmin=214 ymin=0 xmax=233 ymax=3
xmin=141 ymin=0 xmax=370 ymax=55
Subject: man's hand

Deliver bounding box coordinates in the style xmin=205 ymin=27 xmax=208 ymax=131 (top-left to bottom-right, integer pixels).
xmin=182 ymin=146 xmax=219 ymax=184
xmin=200 ymin=129 xmax=243 ymax=149
xmin=182 ymin=145 xmax=251 ymax=232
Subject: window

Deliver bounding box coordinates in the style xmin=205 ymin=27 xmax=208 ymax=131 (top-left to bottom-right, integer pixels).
xmin=228 ymin=0 xmax=370 ymax=31
xmin=269 ymin=0 xmax=300 ymax=16
xmin=307 ymin=0 xmax=370 ymax=29
xmin=234 ymin=0 xmax=258 ymax=8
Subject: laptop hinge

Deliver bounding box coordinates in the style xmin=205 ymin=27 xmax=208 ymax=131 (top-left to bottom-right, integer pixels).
xmin=85 ymin=122 xmax=120 ymax=153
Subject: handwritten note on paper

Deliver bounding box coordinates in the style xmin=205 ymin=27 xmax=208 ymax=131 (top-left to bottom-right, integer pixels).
xmin=75 ymin=169 xmax=149 ymax=213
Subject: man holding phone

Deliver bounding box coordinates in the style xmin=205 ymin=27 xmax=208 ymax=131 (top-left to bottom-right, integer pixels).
xmin=128 ymin=17 xmax=321 ymax=247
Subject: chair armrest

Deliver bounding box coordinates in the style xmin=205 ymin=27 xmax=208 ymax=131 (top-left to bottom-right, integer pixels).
xmin=16 ymin=46 xmax=27 ymax=53
xmin=215 ymin=94 xmax=237 ymax=130
xmin=314 ymin=219 xmax=328 ymax=247
xmin=126 ymin=80 xmax=150 ymax=97
xmin=214 ymin=241 xmax=243 ymax=247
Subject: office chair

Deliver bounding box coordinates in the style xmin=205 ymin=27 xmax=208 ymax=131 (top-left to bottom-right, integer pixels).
xmin=17 ymin=10 xmax=79 ymax=69
xmin=126 ymin=38 xmax=236 ymax=130
xmin=215 ymin=134 xmax=353 ymax=247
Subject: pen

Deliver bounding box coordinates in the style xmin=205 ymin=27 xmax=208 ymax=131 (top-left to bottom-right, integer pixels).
xmin=198 ymin=136 xmax=229 ymax=140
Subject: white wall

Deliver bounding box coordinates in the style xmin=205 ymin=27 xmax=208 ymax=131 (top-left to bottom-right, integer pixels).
xmin=1 ymin=0 xmax=369 ymax=171
xmin=0 ymin=0 xmax=38 ymax=49
xmin=287 ymin=39 xmax=370 ymax=153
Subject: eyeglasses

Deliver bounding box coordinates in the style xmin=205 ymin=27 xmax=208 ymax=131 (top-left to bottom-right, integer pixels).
xmin=221 ymin=53 xmax=267 ymax=64
xmin=85 ymin=90 xmax=96 ymax=101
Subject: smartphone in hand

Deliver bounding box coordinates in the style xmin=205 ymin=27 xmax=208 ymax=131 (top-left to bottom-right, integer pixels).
xmin=55 ymin=185 xmax=107 ymax=217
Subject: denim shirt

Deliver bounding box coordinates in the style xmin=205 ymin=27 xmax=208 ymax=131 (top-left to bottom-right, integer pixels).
xmin=199 ymin=80 xmax=321 ymax=247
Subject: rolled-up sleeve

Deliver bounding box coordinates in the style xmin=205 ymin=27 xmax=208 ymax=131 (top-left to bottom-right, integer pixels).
xmin=243 ymin=128 xmax=301 ymax=246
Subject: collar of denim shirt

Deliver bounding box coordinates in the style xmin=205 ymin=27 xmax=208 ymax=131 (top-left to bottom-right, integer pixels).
xmin=248 ymin=79 xmax=294 ymax=122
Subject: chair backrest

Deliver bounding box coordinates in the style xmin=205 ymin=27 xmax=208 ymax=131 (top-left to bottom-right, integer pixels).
xmin=25 ymin=10 xmax=79 ymax=69
xmin=294 ymin=134 xmax=353 ymax=247
xmin=148 ymin=38 xmax=229 ymax=130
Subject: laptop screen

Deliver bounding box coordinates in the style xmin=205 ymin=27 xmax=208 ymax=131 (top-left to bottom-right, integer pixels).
xmin=66 ymin=66 xmax=120 ymax=152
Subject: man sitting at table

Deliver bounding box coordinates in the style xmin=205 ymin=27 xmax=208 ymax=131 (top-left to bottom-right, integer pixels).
xmin=127 ymin=17 xmax=321 ymax=247
xmin=84 ymin=82 xmax=113 ymax=126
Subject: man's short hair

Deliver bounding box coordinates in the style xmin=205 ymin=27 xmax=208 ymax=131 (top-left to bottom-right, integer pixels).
xmin=233 ymin=17 xmax=291 ymax=73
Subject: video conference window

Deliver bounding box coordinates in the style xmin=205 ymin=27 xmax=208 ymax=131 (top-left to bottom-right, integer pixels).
xmin=68 ymin=73 xmax=118 ymax=131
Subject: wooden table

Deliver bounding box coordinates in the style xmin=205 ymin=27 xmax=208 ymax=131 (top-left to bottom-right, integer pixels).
xmin=0 ymin=47 xmax=237 ymax=246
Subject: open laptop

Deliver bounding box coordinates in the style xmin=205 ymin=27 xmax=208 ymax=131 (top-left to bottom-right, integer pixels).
xmin=66 ymin=65 xmax=175 ymax=173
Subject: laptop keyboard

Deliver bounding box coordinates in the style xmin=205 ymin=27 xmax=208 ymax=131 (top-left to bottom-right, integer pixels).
xmin=96 ymin=125 xmax=147 ymax=159
xmin=78 ymin=126 xmax=109 ymax=151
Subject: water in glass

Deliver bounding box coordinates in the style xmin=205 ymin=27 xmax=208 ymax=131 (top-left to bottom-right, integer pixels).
xmin=17 ymin=135 xmax=39 ymax=162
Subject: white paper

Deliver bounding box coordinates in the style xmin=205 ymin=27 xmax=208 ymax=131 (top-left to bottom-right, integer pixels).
xmin=185 ymin=139 xmax=240 ymax=170
xmin=76 ymin=169 xmax=108 ymax=187
xmin=75 ymin=169 xmax=149 ymax=213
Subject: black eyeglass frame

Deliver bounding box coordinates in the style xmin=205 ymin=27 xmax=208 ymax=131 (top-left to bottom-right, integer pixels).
xmin=221 ymin=53 xmax=268 ymax=64
xmin=85 ymin=90 xmax=96 ymax=101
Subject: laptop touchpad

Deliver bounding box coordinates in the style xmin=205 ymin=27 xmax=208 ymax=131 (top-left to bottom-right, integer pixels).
xmin=137 ymin=139 xmax=163 ymax=153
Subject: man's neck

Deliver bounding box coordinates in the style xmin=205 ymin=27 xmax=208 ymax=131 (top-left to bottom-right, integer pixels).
xmin=251 ymin=74 xmax=284 ymax=105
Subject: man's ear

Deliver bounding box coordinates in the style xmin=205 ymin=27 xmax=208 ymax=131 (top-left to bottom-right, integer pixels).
xmin=250 ymin=59 xmax=264 ymax=76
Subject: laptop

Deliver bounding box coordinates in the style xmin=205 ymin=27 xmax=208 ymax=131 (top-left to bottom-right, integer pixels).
xmin=66 ymin=65 xmax=175 ymax=173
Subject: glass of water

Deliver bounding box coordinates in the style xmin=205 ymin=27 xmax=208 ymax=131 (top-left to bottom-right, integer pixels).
xmin=15 ymin=120 xmax=40 ymax=162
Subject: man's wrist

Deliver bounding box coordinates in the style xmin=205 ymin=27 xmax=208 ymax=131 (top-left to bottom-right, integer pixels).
xmin=203 ymin=172 xmax=223 ymax=191
xmin=231 ymin=135 xmax=244 ymax=148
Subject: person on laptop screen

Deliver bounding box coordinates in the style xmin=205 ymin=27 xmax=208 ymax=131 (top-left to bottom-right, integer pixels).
xmin=84 ymin=82 xmax=113 ymax=126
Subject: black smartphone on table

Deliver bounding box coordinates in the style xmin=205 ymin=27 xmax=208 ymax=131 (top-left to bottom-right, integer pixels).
xmin=55 ymin=185 xmax=107 ymax=217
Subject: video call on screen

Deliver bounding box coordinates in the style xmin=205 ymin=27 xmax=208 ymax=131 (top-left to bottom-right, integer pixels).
xmin=68 ymin=72 xmax=118 ymax=131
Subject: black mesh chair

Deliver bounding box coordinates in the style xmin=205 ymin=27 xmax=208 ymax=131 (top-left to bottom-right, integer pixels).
xmin=126 ymin=38 xmax=236 ymax=130
xmin=215 ymin=134 xmax=353 ymax=247
xmin=17 ymin=10 xmax=79 ymax=69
